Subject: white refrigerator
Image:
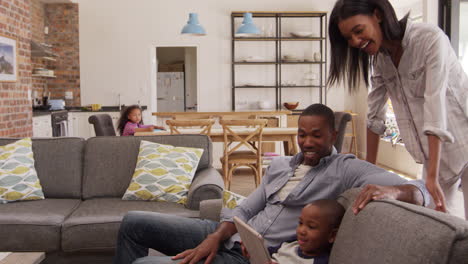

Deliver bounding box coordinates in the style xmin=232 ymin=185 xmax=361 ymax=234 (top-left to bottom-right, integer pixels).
xmin=157 ymin=72 xmax=185 ymax=112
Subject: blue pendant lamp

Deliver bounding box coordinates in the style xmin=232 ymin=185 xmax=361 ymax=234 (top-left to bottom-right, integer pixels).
xmin=181 ymin=13 xmax=206 ymax=36
xmin=236 ymin=12 xmax=260 ymax=36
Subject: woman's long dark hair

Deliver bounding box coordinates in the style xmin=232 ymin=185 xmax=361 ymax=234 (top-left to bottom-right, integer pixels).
xmin=327 ymin=0 xmax=408 ymax=92
xmin=117 ymin=105 xmax=144 ymax=135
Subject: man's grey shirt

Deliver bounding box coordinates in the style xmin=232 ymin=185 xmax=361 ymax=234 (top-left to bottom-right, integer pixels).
xmin=221 ymin=149 xmax=429 ymax=248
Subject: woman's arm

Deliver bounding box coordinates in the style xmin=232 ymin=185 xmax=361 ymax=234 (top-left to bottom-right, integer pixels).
xmin=425 ymin=134 xmax=446 ymax=212
xmin=366 ymin=128 xmax=380 ymax=164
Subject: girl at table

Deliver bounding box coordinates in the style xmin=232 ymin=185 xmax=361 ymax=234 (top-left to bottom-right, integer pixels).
xmin=327 ymin=0 xmax=468 ymax=218
xmin=117 ymin=105 xmax=165 ymax=136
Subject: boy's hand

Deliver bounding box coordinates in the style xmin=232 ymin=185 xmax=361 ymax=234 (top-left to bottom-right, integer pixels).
xmin=172 ymin=234 xmax=220 ymax=264
xmin=240 ymin=241 xmax=250 ymax=259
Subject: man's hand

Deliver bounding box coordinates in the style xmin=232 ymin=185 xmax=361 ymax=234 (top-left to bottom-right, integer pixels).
xmin=240 ymin=241 xmax=250 ymax=259
xmin=426 ymin=180 xmax=447 ymax=212
xmin=172 ymin=234 xmax=221 ymax=264
xmin=353 ymin=184 xmax=400 ymax=215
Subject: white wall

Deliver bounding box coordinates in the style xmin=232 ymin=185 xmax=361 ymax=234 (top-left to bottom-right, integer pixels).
xmin=78 ymin=0 xmax=344 ymax=120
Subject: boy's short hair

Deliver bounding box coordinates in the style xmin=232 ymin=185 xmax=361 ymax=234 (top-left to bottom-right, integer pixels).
xmin=300 ymin=104 xmax=336 ymax=132
xmin=307 ymin=199 xmax=345 ymax=229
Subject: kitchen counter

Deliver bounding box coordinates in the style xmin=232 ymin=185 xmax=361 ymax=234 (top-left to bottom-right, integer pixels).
xmin=32 ymin=105 xmax=148 ymax=116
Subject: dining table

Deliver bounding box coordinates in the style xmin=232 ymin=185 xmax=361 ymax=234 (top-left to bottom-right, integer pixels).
xmin=135 ymin=127 xmax=299 ymax=156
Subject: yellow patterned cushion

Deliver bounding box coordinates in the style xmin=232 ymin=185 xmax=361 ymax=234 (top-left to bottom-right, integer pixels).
xmin=122 ymin=141 xmax=204 ymax=204
xmin=223 ymin=190 xmax=246 ymax=209
xmin=0 ymin=138 xmax=44 ymax=203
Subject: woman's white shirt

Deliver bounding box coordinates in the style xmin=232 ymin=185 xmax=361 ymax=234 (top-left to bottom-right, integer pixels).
xmin=367 ymin=20 xmax=468 ymax=185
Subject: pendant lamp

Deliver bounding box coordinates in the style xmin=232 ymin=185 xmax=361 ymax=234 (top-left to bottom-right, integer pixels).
xmin=236 ymin=12 xmax=260 ymax=36
xmin=181 ymin=13 xmax=206 ymax=36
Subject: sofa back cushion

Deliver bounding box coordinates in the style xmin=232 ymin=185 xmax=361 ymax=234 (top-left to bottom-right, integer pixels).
xmin=0 ymin=137 xmax=84 ymax=199
xmin=330 ymin=198 xmax=468 ymax=264
xmin=82 ymin=135 xmax=212 ymax=199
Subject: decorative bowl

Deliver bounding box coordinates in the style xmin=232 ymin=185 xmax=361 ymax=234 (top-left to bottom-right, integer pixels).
xmin=290 ymin=31 xmax=315 ymax=38
xmin=91 ymin=104 xmax=102 ymax=111
xmin=283 ymin=102 xmax=299 ymax=110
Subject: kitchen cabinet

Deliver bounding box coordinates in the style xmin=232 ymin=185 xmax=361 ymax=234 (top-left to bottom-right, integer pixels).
xmin=68 ymin=112 xmax=121 ymax=138
xmin=231 ymin=11 xmax=327 ymax=111
xmin=33 ymin=115 xmax=52 ymax=137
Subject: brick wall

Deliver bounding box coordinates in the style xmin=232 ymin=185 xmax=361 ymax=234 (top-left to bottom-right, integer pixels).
xmin=0 ymin=0 xmax=32 ymax=137
xmin=45 ymin=4 xmax=80 ymax=106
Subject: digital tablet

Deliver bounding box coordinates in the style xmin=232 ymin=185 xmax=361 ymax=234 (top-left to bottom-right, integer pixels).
xmin=233 ymin=216 xmax=271 ymax=264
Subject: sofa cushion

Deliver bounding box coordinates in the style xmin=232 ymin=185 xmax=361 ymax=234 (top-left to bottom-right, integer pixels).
xmin=0 ymin=138 xmax=84 ymax=199
xmin=82 ymin=135 xmax=212 ymax=199
xmin=330 ymin=199 xmax=468 ymax=264
xmin=61 ymin=198 xmax=199 ymax=252
xmin=0 ymin=138 xmax=44 ymax=203
xmin=0 ymin=198 xmax=81 ymax=252
xmin=123 ymin=141 xmax=204 ymax=204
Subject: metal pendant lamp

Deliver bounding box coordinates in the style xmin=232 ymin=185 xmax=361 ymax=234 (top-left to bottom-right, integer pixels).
xmin=236 ymin=12 xmax=260 ymax=36
xmin=181 ymin=13 xmax=206 ymax=36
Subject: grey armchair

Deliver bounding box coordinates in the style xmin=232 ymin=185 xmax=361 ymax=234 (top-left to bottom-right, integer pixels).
xmin=334 ymin=111 xmax=352 ymax=153
xmin=88 ymin=114 xmax=117 ymax=136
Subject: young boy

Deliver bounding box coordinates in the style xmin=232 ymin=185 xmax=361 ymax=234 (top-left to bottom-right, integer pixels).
xmin=269 ymin=199 xmax=345 ymax=264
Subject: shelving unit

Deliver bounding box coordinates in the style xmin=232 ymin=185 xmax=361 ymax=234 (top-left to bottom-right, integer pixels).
xmin=31 ymin=41 xmax=58 ymax=79
xmin=231 ymin=11 xmax=327 ymax=111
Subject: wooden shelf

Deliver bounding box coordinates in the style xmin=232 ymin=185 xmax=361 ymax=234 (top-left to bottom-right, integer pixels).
xmin=235 ymin=85 xmax=277 ymax=88
xmin=234 ymin=62 xmax=278 ymax=65
xmin=231 ymin=11 xmax=327 ymax=110
xmin=234 ymin=37 xmax=325 ymax=41
xmin=280 ymin=85 xmax=322 ymax=88
xmin=232 ymin=11 xmax=327 ymax=17
xmin=281 ymin=61 xmax=324 ymax=64
xmin=32 ymin=74 xmax=56 ymax=78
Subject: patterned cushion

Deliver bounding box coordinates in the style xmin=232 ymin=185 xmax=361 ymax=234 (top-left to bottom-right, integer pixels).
xmin=123 ymin=140 xmax=204 ymax=204
xmin=0 ymin=138 xmax=44 ymax=203
xmin=223 ymin=190 xmax=246 ymax=209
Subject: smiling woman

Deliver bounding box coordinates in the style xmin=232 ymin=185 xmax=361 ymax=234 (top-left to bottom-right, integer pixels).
xmin=327 ymin=0 xmax=468 ymax=219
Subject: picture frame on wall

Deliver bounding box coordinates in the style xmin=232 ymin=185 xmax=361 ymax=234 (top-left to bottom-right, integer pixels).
xmin=0 ymin=34 xmax=17 ymax=82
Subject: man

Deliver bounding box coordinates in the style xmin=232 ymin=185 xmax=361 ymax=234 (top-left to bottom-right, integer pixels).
xmin=113 ymin=104 xmax=429 ymax=264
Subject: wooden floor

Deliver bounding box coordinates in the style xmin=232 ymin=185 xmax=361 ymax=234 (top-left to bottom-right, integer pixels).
xmin=220 ymin=168 xmax=258 ymax=197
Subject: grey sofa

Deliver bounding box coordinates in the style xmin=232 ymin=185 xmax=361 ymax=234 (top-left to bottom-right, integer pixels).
xmin=200 ymin=188 xmax=468 ymax=264
xmin=0 ymin=135 xmax=224 ymax=264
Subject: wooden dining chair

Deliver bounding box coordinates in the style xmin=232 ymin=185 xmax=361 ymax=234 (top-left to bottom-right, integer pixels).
xmin=219 ymin=119 xmax=268 ymax=190
xmin=165 ymin=119 xmax=215 ymax=136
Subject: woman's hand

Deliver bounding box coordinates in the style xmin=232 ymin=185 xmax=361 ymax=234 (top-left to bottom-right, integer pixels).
xmin=426 ymin=179 xmax=447 ymax=212
xmin=172 ymin=234 xmax=221 ymax=264
xmin=240 ymin=241 xmax=250 ymax=259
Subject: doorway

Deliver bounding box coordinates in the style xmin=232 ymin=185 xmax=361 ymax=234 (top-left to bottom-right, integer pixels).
xmin=155 ymin=46 xmax=198 ymax=112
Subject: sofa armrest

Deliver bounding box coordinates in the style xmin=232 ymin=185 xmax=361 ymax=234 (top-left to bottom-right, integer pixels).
xmin=186 ymin=167 xmax=224 ymax=210
xmin=199 ymin=199 xmax=223 ymax=222
xmin=337 ymin=187 xmax=362 ymax=210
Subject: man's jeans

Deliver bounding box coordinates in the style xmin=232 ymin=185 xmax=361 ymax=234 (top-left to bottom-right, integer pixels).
xmin=113 ymin=211 xmax=249 ymax=264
